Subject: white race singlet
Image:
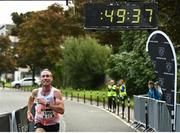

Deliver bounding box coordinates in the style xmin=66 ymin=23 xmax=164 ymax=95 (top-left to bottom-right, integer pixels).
xmin=34 ymin=87 xmax=60 ymax=125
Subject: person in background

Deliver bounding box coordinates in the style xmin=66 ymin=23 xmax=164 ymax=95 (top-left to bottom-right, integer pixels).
xmin=147 ymin=80 xmax=161 ymax=100
xmin=118 ymin=79 xmax=127 ymax=99
xmin=27 ymin=69 xmax=64 ymax=132
xmin=111 ymin=81 xmax=117 ymax=113
xmin=117 ymin=79 xmax=127 ymax=115
xmin=107 ymin=80 xmax=116 ymax=112
xmin=107 ymin=80 xmax=113 ymax=111
xmin=154 ymin=81 xmax=163 ymax=100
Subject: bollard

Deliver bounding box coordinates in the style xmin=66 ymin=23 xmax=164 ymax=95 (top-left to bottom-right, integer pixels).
xmin=90 ymin=91 xmax=92 ymax=105
xmin=103 ymin=93 xmax=105 ymax=109
xmin=117 ymin=97 xmax=120 ymax=115
xmin=77 ymin=90 xmax=79 ymax=102
xmin=71 ymin=92 xmax=73 ymax=101
xmin=97 ymin=91 xmax=99 ymax=106
xmin=65 ymin=91 xmax=68 ymax=100
xmin=145 ymin=101 xmax=148 ymax=129
xmin=122 ymin=97 xmax=125 ymax=119
xmin=107 ymin=96 xmax=110 ymax=111
xmin=127 ymin=97 xmax=130 ymax=123
xmin=84 ymin=91 xmax=86 ymax=103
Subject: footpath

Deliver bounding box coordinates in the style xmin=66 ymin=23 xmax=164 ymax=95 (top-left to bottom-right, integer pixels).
xmin=61 ymin=97 xmax=136 ymax=132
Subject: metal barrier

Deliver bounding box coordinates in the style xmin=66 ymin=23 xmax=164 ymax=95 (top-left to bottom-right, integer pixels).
xmin=14 ymin=106 xmax=29 ymax=132
xmin=0 ymin=113 xmax=12 ymax=132
xmin=176 ymin=104 xmax=180 ymax=131
xmin=134 ymin=95 xmax=180 ymax=132
xmin=0 ymin=105 xmax=35 ymax=132
xmin=134 ymin=95 xmax=140 ymax=122
xmin=157 ymin=100 xmax=171 ymax=131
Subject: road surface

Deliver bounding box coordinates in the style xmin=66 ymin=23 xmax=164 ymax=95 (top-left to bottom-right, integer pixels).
xmin=0 ymin=88 xmax=30 ymax=114
xmin=62 ymin=100 xmax=135 ymax=132
xmin=0 ymin=88 xmax=135 ymax=132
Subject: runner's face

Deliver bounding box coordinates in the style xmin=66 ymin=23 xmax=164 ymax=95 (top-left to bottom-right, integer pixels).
xmin=40 ymin=71 xmax=52 ymax=86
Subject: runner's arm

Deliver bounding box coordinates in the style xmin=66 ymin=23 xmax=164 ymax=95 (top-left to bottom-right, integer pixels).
xmin=48 ymin=90 xmax=64 ymax=114
xmin=27 ymin=89 xmax=38 ymax=121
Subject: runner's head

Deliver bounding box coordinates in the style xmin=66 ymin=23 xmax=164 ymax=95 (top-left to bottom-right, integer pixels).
xmin=40 ymin=69 xmax=53 ymax=86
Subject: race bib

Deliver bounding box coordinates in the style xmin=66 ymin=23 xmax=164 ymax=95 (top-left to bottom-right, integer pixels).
xmin=43 ymin=109 xmax=54 ymax=118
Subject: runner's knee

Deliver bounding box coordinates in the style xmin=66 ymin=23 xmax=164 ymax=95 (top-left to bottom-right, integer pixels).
xmin=35 ymin=128 xmax=46 ymax=132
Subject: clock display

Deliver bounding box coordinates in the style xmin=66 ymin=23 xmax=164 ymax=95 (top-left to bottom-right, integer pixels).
xmin=84 ymin=2 xmax=158 ymax=29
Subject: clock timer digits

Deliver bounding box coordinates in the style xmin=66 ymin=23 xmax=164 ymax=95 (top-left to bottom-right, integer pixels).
xmin=105 ymin=10 xmax=114 ymax=22
xmin=117 ymin=9 xmax=126 ymax=23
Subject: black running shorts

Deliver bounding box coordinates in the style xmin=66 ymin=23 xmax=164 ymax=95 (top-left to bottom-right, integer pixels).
xmin=34 ymin=123 xmax=60 ymax=132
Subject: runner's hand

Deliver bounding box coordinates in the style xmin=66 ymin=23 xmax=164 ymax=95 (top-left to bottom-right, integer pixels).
xmin=27 ymin=111 xmax=34 ymax=122
xmin=37 ymin=98 xmax=46 ymax=106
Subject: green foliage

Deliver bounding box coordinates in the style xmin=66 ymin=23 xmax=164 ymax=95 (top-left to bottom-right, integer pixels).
xmin=158 ymin=1 xmax=180 ymax=50
xmin=0 ymin=36 xmax=15 ymax=73
xmin=106 ymin=31 xmax=155 ymax=96
xmin=94 ymin=31 xmax=122 ymax=53
xmin=61 ymin=36 xmax=111 ymax=89
xmin=52 ymin=61 xmax=63 ymax=88
xmin=9 ymin=0 xmax=180 ymax=94
xmin=12 ymin=4 xmax=65 ymax=75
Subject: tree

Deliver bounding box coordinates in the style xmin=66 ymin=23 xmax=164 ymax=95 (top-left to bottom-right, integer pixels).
xmin=62 ymin=0 xmax=86 ymax=37
xmin=0 ymin=36 xmax=15 ymax=74
xmin=158 ymin=0 xmax=180 ymax=50
xmin=106 ymin=31 xmax=156 ymax=96
xmin=12 ymin=3 xmax=65 ymax=81
xmin=61 ymin=36 xmax=111 ymax=89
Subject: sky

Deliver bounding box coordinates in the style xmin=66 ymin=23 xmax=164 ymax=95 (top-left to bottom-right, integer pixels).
xmin=0 ymin=1 xmax=68 ymax=25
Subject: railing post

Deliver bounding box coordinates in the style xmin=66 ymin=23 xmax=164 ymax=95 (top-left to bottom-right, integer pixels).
xmin=122 ymin=97 xmax=125 ymax=119
xmin=145 ymin=101 xmax=149 ymax=129
xmin=90 ymin=91 xmax=92 ymax=105
xmin=71 ymin=92 xmax=73 ymax=101
xmin=128 ymin=97 xmax=130 ymax=123
xmin=117 ymin=97 xmax=120 ymax=115
xmin=77 ymin=89 xmax=79 ymax=102
xmin=103 ymin=93 xmax=105 ymax=109
xmin=84 ymin=90 xmax=86 ymax=103
xmin=65 ymin=91 xmax=68 ymax=100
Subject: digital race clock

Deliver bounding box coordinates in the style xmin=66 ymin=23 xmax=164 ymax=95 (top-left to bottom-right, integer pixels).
xmin=84 ymin=2 xmax=158 ymax=29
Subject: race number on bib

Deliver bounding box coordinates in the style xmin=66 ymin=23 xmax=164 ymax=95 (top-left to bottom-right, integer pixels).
xmin=43 ymin=109 xmax=54 ymax=118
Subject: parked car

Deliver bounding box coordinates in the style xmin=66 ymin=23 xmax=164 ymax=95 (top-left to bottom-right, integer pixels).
xmin=11 ymin=77 xmax=41 ymax=88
